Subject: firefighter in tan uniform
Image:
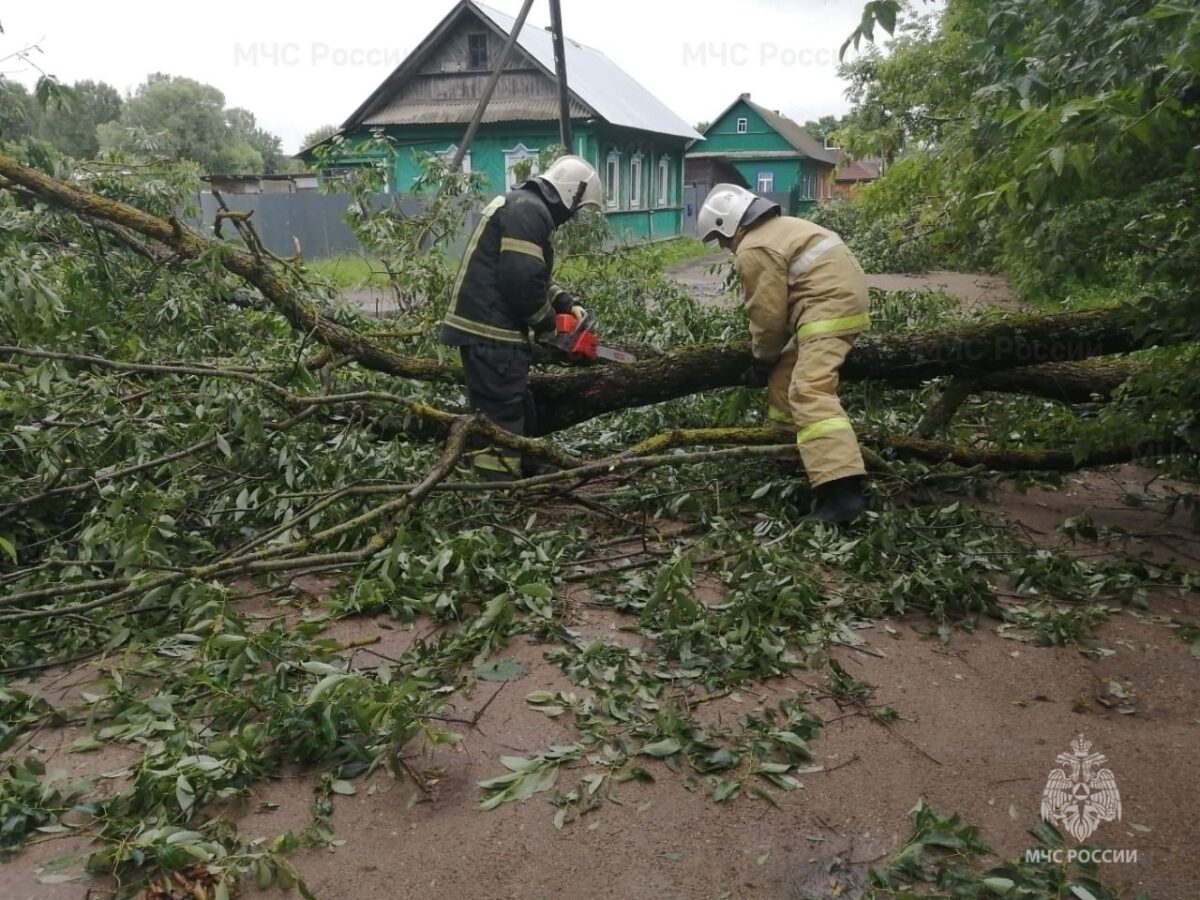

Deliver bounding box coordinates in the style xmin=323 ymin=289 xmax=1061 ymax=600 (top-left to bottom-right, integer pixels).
xmin=698 ymin=184 xmax=869 ymax=524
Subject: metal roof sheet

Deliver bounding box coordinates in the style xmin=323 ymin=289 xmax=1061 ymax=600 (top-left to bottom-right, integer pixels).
xmin=741 ymin=97 xmax=837 ymax=165
xmin=365 ymin=97 xmax=591 ymax=126
xmin=474 ymin=2 xmax=703 ymax=141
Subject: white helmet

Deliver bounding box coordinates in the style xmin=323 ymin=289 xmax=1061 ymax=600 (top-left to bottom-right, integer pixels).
xmin=698 ymin=183 xmax=778 ymax=243
xmin=536 ymin=155 xmax=604 ymax=214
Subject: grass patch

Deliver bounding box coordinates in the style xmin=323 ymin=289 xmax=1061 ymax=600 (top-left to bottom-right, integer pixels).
xmin=304 ymin=254 xmax=391 ymax=289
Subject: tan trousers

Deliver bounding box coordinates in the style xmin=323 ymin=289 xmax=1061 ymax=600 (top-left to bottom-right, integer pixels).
xmin=766 ymin=336 xmax=866 ymax=486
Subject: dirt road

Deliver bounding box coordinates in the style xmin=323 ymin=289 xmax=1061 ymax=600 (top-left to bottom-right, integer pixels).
xmin=666 ymin=253 xmax=1023 ymax=313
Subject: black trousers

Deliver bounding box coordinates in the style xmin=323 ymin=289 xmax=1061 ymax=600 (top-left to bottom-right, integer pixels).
xmin=459 ymin=343 xmax=536 ymax=477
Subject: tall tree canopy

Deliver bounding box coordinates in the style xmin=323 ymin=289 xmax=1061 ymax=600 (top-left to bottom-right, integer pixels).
xmin=832 ymin=0 xmax=1199 ymax=299
xmin=36 ymin=79 xmax=122 ymax=159
xmin=96 ymin=73 xmax=285 ymax=173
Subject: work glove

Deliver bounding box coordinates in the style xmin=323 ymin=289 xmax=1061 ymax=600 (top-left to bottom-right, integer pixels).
xmin=551 ymin=289 xmax=580 ymax=316
xmin=738 ymin=360 xmax=773 ymax=388
xmin=569 ymin=304 xmax=588 ymax=325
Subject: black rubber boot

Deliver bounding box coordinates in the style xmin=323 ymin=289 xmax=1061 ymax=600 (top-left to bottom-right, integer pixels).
xmin=805 ymin=476 xmax=867 ymax=526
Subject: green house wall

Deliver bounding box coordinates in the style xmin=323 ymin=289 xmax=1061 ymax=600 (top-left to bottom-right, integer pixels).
xmin=322 ymin=120 xmax=689 ymax=241
xmin=702 ymin=100 xmax=794 ymax=154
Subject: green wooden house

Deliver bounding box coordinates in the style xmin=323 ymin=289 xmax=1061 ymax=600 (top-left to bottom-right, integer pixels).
xmin=684 ymin=93 xmax=836 ymax=215
xmin=306 ymin=0 xmax=702 ymax=241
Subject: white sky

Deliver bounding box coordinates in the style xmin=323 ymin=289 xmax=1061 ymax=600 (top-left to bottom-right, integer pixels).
xmin=1 ymin=0 xmax=883 ymax=155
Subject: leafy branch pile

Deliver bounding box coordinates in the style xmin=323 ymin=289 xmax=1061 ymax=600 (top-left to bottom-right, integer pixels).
xmin=0 ymin=130 xmax=1194 ymax=897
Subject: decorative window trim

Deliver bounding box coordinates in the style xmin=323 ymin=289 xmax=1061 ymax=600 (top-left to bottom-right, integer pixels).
xmin=439 ymin=144 xmax=471 ymax=173
xmin=736 ymin=117 xmax=748 ymax=134
xmin=657 ymin=156 xmax=670 ymax=206
xmin=502 ymin=143 xmax=539 ymax=190
xmin=605 ymin=150 xmax=621 ymax=209
xmin=629 ymin=152 xmax=644 ymax=209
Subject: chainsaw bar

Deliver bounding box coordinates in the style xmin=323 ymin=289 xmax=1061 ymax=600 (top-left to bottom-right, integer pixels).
xmin=594 ymin=345 xmax=637 ymax=364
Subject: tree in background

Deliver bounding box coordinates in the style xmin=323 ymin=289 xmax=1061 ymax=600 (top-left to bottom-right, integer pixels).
xmin=36 ymin=80 xmax=122 ymax=158
xmin=801 ymin=115 xmax=845 ymax=145
xmin=300 ymin=124 xmax=339 ymax=153
xmin=0 ymin=79 xmax=36 ymax=141
xmin=831 ymin=0 xmax=1199 ymax=298
xmin=96 ymin=73 xmax=286 ymax=174
xmin=226 ymin=107 xmax=285 ymax=174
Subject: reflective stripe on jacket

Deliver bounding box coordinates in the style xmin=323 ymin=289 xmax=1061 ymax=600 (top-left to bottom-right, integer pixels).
xmin=440 ymin=187 xmax=573 ymax=346
xmin=733 ymin=216 xmax=870 ymax=363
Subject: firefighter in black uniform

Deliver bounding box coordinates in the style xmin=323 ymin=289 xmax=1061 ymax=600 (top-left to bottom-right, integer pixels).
xmin=440 ymin=155 xmax=604 ymax=480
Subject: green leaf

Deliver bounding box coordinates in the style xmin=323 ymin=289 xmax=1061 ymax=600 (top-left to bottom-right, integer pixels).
xmin=640 ymin=738 xmax=682 ymax=758
xmin=329 ymin=779 xmax=356 ymax=795
xmin=67 ymin=734 xmax=101 ymax=753
xmin=713 ymin=779 xmax=741 ymax=802
xmin=307 ymin=673 xmax=350 ymax=703
xmin=1049 ymin=146 xmax=1066 ymax=177
xmin=175 ymin=774 xmax=195 ymax=815
xmin=0 ymin=535 xmax=16 ymax=563
xmin=474 ymin=658 xmax=528 ymax=682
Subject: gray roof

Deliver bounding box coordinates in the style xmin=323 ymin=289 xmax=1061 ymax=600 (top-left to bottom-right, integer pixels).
xmin=365 ymin=97 xmax=592 ymax=127
xmin=343 ymin=1 xmax=701 ymax=142
xmin=744 ymin=98 xmax=836 ymax=164
xmin=691 ymin=94 xmax=836 ymax=165
xmin=474 ymin=3 xmax=702 ymax=141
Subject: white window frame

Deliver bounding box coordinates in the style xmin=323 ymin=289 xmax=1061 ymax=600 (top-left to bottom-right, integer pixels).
xmin=439 ymin=144 xmax=471 ymax=173
xmin=657 ymin=156 xmax=670 ymax=206
xmin=629 ymin=152 xmax=643 ymax=209
xmin=502 ymin=143 xmax=539 ymax=190
xmin=605 ymin=150 xmax=621 ymax=209
xmin=757 ymin=171 xmax=774 ymax=194
xmin=736 ymin=117 xmax=748 ymax=134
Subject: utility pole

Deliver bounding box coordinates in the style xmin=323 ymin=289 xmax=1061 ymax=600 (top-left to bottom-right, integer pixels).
xmin=548 ymin=0 xmax=573 ymax=151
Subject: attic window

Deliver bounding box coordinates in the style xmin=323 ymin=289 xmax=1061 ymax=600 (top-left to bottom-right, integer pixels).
xmin=736 ymin=118 xmax=748 ymax=134
xmin=468 ymin=33 xmax=489 ymax=69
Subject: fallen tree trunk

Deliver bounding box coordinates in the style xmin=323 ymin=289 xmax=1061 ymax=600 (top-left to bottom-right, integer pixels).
xmin=528 ymin=318 xmax=1151 ymax=432
xmin=0 ymin=153 xmax=1177 ymax=440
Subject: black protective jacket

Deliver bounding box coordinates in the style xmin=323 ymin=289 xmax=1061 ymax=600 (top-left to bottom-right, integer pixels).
xmin=440 ymin=184 xmax=573 ymax=346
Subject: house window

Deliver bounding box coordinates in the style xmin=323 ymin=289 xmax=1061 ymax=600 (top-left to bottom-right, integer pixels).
xmin=322 ymin=163 xmax=389 ymax=193
xmin=439 ymin=145 xmax=471 ymax=173
xmin=736 ymin=117 xmax=748 ymax=134
xmin=757 ymin=171 xmax=774 ymax=194
xmin=468 ymin=33 xmax=489 ymax=70
xmin=605 ymin=151 xmax=620 ymax=208
xmin=658 ymin=156 xmax=670 ymax=206
xmin=629 ymin=153 xmax=643 ymax=208
xmin=503 ymin=143 xmax=539 ymax=190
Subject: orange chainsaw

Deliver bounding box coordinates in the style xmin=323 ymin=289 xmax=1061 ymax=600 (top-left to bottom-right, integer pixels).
xmin=550 ymin=310 xmax=637 ymax=364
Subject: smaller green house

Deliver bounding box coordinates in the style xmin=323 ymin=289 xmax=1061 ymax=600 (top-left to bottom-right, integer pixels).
xmin=684 ymin=94 xmax=836 ymax=215
xmin=305 ymin=0 xmax=703 ymax=241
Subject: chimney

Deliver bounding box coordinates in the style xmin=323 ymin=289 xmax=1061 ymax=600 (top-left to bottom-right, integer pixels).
xmin=739 ymin=92 xmax=751 ymax=100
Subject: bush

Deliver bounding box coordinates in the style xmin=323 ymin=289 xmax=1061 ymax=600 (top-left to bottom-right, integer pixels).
xmin=1001 ymin=171 xmax=1200 ymax=301
xmin=808 ymin=198 xmax=939 ymax=274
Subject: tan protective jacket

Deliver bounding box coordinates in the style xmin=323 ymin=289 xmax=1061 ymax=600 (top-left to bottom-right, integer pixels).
xmin=733 ymin=216 xmax=870 ymax=363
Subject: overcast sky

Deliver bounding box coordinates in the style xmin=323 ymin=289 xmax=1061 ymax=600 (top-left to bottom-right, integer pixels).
xmin=2 ymin=0 xmax=891 ymax=154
